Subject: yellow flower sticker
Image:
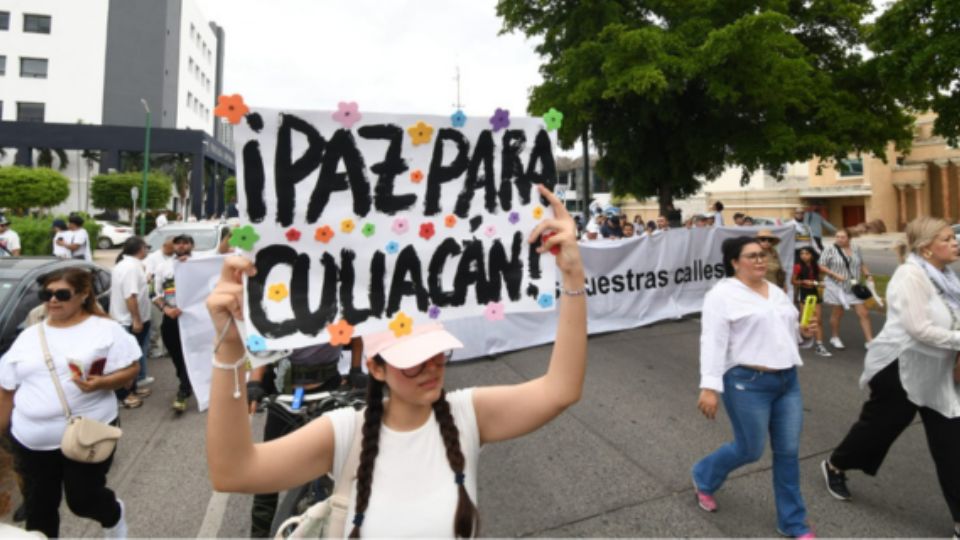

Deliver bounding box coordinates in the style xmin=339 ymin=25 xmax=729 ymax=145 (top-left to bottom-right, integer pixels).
xmin=407 ymin=121 xmax=434 ymax=146
xmin=341 ymin=218 xmax=356 ymax=233
xmin=267 ymin=283 xmax=288 ymax=302
xmin=532 ymin=206 xmax=544 ymax=220
xmin=389 ymin=311 xmax=414 ymax=338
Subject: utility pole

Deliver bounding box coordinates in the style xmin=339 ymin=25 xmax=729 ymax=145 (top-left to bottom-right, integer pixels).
xmin=139 ymin=98 xmax=152 ymax=236
xmin=581 ymin=128 xmax=591 ymax=216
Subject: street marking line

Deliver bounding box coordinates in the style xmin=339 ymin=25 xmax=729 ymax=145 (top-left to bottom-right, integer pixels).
xmin=197 ymin=491 xmax=231 ymax=538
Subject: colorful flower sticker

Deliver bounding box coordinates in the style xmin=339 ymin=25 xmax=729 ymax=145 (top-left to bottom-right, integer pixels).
xmin=428 ymin=305 xmax=441 ymax=319
xmin=451 ymin=109 xmax=467 ymax=128
xmin=361 ymin=223 xmax=376 ymax=238
xmin=419 ymin=222 xmax=436 ymax=241
xmin=444 ymin=214 xmax=457 ymax=228
xmin=407 ymin=121 xmax=435 ymax=146
xmin=483 ymin=224 xmax=497 ymax=238
xmin=214 ymin=94 xmax=250 ymax=125
xmin=532 ymin=206 xmax=544 ymax=220
xmin=389 ymin=311 xmax=414 ymax=337
xmin=489 ymin=108 xmax=510 ymax=132
xmin=285 ymin=228 xmax=302 ymax=242
xmin=385 ymin=241 xmax=400 ymax=255
xmin=391 ymin=217 xmax=410 ymax=235
xmin=229 ymin=225 xmax=260 ymax=251
xmin=543 ymin=107 xmax=564 ymax=131
xmin=410 ymin=170 xmax=424 ymax=183
xmin=314 ymin=225 xmax=335 ymax=244
xmin=537 ymin=293 xmax=555 ymax=309
xmin=340 ymin=218 xmax=356 ymax=233
xmin=484 ymin=302 xmax=505 ymax=322
xmin=327 ymin=319 xmax=355 ymax=346
xmin=267 ymin=283 xmax=289 ymax=302
xmin=332 ymin=101 xmax=362 ymax=129
xmin=246 ymin=335 xmax=266 ymax=353
xmin=508 ymin=211 xmax=520 ymax=225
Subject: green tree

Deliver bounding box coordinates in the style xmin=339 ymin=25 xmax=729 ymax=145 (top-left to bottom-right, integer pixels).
xmin=497 ymin=0 xmax=915 ymax=212
xmin=91 ymin=172 xmax=173 ymax=211
xmin=0 ymin=166 xmax=70 ymax=214
xmin=224 ymin=176 xmax=237 ymax=202
xmin=868 ymin=0 xmax=960 ymax=144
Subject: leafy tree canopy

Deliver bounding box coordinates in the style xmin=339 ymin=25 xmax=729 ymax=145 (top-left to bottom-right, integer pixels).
xmin=868 ymin=0 xmax=960 ymax=144
xmin=91 ymin=172 xmax=173 ymax=211
xmin=224 ymin=176 xmax=237 ymax=202
xmin=497 ymin=0 xmax=915 ymax=209
xmin=0 ymin=166 xmax=70 ymax=212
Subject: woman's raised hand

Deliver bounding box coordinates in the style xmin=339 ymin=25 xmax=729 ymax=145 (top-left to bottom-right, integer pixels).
xmin=527 ymin=184 xmax=583 ymax=277
xmin=206 ymin=256 xmax=256 ymax=356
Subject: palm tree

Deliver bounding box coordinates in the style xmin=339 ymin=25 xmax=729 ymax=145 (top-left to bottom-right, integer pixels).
xmin=36 ymin=148 xmax=69 ymax=170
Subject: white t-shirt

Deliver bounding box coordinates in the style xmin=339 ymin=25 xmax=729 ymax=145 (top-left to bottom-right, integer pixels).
xmin=0 ymin=317 xmax=140 ymax=450
xmin=52 ymin=230 xmax=71 ymax=258
xmin=0 ymin=229 xmax=21 ymax=257
xmin=110 ymin=256 xmax=151 ymax=326
xmin=327 ymin=388 xmax=480 ymax=538
xmin=66 ymin=228 xmax=92 ymax=261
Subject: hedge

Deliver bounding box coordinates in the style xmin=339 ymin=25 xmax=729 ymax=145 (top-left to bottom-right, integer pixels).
xmin=8 ymin=214 xmax=102 ymax=256
xmin=91 ymin=172 xmax=173 ymax=211
xmin=224 ymin=176 xmax=237 ymax=202
xmin=0 ymin=166 xmax=71 ymax=212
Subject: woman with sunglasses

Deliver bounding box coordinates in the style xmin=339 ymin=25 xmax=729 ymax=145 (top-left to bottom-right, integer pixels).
xmin=206 ymin=185 xmax=587 ymax=537
xmin=0 ymin=267 xmax=141 ymax=538
xmin=756 ymin=229 xmax=787 ymax=291
xmin=693 ymin=236 xmax=818 ymax=538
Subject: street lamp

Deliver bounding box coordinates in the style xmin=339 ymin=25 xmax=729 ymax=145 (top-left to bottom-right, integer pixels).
xmin=139 ymin=98 xmax=152 ymax=236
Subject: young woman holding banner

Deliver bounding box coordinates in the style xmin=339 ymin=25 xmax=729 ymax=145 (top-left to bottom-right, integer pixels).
xmin=205 ymin=185 xmax=587 ymax=538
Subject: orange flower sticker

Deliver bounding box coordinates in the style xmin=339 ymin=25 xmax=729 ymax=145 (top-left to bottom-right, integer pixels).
xmin=213 ymin=94 xmax=249 ymax=125
xmin=326 ymin=319 xmax=355 ymax=346
xmin=389 ymin=311 xmax=414 ymax=338
xmin=267 ymin=283 xmax=288 ymax=302
xmin=314 ymin=225 xmax=335 ymax=244
xmin=532 ymin=206 xmax=544 ymax=220
xmin=410 ymin=170 xmax=424 ymax=183
xmin=341 ymin=218 xmax=356 ymax=233
xmin=444 ymin=214 xmax=457 ymax=228
xmin=407 ymin=121 xmax=434 ymax=146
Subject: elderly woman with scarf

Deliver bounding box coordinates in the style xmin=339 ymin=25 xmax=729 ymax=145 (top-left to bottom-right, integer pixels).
xmin=820 ymin=217 xmax=960 ymax=539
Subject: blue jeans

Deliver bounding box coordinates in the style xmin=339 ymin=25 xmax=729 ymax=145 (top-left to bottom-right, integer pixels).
xmin=692 ymin=366 xmax=809 ymax=536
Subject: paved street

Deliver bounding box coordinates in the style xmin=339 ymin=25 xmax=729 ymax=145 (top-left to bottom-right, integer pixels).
xmin=4 ymin=302 xmax=949 ymax=538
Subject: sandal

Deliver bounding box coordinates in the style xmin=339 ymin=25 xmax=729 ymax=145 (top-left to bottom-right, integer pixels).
xmin=122 ymin=395 xmax=143 ymax=409
xmin=134 ymin=387 xmax=152 ymax=398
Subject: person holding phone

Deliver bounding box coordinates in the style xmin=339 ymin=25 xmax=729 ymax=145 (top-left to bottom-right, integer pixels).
xmin=0 ymin=268 xmax=140 ymax=538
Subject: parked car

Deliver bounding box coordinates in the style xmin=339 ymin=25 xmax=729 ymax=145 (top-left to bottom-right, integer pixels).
xmin=0 ymin=257 xmax=112 ymax=355
xmin=96 ymin=221 xmax=135 ymax=249
xmin=144 ymin=221 xmax=233 ymax=257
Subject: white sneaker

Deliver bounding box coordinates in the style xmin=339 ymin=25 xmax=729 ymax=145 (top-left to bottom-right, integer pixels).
xmin=814 ymin=343 xmax=833 ymax=357
xmin=829 ymin=337 xmax=845 ymax=350
xmin=799 ymin=337 xmax=814 ymax=349
xmin=137 ymin=376 xmax=155 ymax=387
xmin=104 ymin=499 xmax=127 ymax=539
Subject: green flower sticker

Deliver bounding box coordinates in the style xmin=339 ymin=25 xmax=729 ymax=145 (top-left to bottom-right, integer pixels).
xmin=543 ymin=107 xmax=564 ymax=131
xmin=361 ymin=222 xmax=376 ymax=238
xmin=229 ymin=225 xmax=260 ymax=251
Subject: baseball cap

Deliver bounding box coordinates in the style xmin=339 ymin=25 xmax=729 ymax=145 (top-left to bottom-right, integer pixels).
xmin=363 ymin=322 xmax=463 ymax=369
xmin=0 ymin=215 xmax=9 ymax=226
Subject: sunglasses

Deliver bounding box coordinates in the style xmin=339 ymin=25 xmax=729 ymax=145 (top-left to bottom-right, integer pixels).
xmin=400 ymin=351 xmax=453 ymax=378
xmin=740 ymin=252 xmax=769 ymax=262
xmin=38 ymin=288 xmax=74 ymax=302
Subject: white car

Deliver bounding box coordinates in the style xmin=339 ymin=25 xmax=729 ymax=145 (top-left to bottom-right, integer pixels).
xmin=145 ymin=221 xmax=232 ymax=258
xmin=96 ymin=221 xmax=135 ymax=249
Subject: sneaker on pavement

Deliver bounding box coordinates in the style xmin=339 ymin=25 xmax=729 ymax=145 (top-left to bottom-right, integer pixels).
xmin=121 ymin=395 xmax=142 ymax=409
xmin=137 ymin=375 xmax=155 ymax=387
xmin=821 ymin=460 xmax=852 ymax=501
xmin=172 ymin=395 xmax=187 ymax=413
xmin=133 ymin=387 xmax=152 ymax=398
xmin=829 ymin=337 xmax=845 ymax=350
xmin=777 ymin=529 xmax=816 ymax=539
xmin=814 ymin=343 xmax=833 ymax=357
xmin=104 ymin=499 xmax=127 ymax=539
xmin=692 ymin=478 xmax=717 ymax=512
xmin=799 ymin=337 xmax=814 ymax=349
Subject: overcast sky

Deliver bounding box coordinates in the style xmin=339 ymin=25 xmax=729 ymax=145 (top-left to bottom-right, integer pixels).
xmin=195 ymin=0 xmax=544 ymax=119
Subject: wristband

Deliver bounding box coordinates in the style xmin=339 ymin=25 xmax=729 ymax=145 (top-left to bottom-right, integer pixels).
xmin=213 ymin=356 xmax=248 ymax=399
xmin=562 ymin=287 xmax=587 ymax=296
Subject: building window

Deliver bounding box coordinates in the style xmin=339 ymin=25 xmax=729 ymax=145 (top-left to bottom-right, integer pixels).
xmin=187 ymin=92 xmax=192 ymax=107
xmin=17 ymin=102 xmax=44 ymax=122
xmin=0 ymin=55 xmax=5 ymax=76
xmin=23 ymin=14 xmax=51 ymax=34
xmin=190 ymin=23 xmax=195 ymax=37
xmin=20 ymin=57 xmax=48 ymax=78
xmin=838 ymin=158 xmax=864 ymax=177
xmin=0 ymin=11 xmax=9 ymax=30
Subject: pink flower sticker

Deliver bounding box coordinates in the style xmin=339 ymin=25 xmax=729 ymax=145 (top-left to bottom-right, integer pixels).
xmin=391 ymin=217 xmax=410 ymax=235
xmin=483 ymin=224 xmax=497 ymax=238
xmin=484 ymin=302 xmax=505 ymax=322
xmin=332 ymin=101 xmax=362 ymax=129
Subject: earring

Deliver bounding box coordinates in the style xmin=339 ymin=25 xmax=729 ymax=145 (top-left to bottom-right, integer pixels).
xmin=923 ymin=250 xmax=933 ymax=258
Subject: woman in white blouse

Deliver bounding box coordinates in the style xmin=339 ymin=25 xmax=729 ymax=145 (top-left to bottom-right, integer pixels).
xmin=693 ymin=236 xmax=817 ymax=538
xmin=820 ymin=217 xmax=960 ymax=539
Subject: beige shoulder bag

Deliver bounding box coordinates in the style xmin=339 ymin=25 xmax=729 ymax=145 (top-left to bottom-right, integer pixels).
xmin=38 ymin=324 xmax=122 ymax=463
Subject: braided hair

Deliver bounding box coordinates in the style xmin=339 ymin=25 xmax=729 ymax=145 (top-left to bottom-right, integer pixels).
xmin=348 ymin=355 xmax=478 ymax=538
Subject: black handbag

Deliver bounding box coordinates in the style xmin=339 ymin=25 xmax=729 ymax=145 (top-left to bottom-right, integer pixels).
xmin=835 ymin=246 xmax=872 ymax=300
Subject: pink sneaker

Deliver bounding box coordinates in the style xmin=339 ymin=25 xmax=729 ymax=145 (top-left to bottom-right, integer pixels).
xmin=796 ymin=533 xmax=816 ymax=539
xmin=692 ymin=479 xmax=717 ymax=512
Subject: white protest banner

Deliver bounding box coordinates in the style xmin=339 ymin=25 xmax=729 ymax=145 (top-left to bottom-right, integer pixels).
xmin=228 ymin=103 xmax=561 ymax=354
xmin=174 ymin=255 xmax=227 ymax=411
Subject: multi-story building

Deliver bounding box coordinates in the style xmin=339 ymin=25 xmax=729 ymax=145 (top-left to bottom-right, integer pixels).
xmin=0 ymin=0 xmax=234 ymax=218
